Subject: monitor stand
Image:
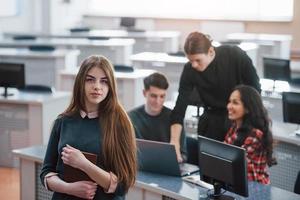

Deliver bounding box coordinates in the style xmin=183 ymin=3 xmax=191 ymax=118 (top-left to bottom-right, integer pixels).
xmin=1 ymin=87 xmax=13 ymax=97
xmin=208 ymin=182 xmax=235 ymax=200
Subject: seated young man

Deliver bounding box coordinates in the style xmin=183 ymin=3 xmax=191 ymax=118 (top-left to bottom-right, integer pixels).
xmin=129 ymin=72 xmax=187 ymax=161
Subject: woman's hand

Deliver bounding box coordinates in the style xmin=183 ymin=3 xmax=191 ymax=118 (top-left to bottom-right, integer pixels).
xmin=66 ymin=181 xmax=97 ymax=200
xmin=61 ymin=144 xmax=87 ymax=170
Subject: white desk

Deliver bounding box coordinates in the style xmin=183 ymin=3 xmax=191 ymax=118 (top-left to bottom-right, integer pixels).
xmin=0 ymin=89 xmax=71 ymax=167
xmin=59 ymin=68 xmax=156 ymax=111
xmin=226 ymin=33 xmax=292 ymax=77
xmin=0 ymin=38 xmax=135 ymax=65
xmin=0 ymin=48 xmax=79 ymax=88
xmin=4 ymin=30 xmax=180 ymax=54
xmin=12 ymin=145 xmax=300 ymax=200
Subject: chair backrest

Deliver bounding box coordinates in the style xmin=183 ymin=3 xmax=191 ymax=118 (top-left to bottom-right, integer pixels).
xmin=22 ymin=84 xmax=53 ymax=93
xmin=114 ymin=65 xmax=134 ymax=72
xmin=28 ymin=45 xmax=55 ymax=52
xmin=69 ymin=27 xmax=90 ymax=32
xmin=13 ymin=35 xmax=36 ymax=40
xmin=295 ymin=171 xmax=300 ymax=194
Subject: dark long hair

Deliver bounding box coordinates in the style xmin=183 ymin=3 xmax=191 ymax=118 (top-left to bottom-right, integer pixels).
xmin=62 ymin=55 xmax=137 ymax=192
xmin=232 ymin=85 xmax=275 ymax=166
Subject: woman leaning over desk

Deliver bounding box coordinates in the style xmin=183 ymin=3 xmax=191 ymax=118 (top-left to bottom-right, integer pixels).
xmin=40 ymin=55 xmax=137 ymax=200
xmin=225 ymin=85 xmax=276 ymax=184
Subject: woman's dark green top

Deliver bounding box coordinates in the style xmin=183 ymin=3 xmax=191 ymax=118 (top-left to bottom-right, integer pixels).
xmin=40 ymin=114 xmax=125 ymax=200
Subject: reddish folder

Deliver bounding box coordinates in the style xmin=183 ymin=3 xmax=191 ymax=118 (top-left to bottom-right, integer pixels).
xmin=63 ymin=151 xmax=97 ymax=183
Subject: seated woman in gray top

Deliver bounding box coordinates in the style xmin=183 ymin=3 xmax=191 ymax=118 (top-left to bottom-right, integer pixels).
xmin=40 ymin=55 xmax=137 ymax=200
xmin=129 ymin=72 xmax=187 ymax=161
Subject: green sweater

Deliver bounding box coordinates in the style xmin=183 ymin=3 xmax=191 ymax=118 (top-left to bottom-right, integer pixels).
xmin=40 ymin=113 xmax=125 ymax=200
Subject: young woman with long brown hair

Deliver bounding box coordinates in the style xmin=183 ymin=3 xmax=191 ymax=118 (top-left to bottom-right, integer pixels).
xmin=225 ymin=85 xmax=276 ymax=184
xmin=40 ymin=55 xmax=137 ymax=200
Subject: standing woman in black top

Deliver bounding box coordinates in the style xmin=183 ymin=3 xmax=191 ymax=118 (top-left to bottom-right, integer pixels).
xmin=40 ymin=55 xmax=137 ymax=200
xmin=170 ymin=32 xmax=261 ymax=162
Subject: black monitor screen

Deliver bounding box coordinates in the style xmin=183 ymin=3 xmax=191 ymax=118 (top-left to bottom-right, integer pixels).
xmin=0 ymin=62 xmax=25 ymax=97
xmin=120 ymin=17 xmax=136 ymax=28
xmin=282 ymin=92 xmax=300 ymax=124
xmin=263 ymin=57 xmax=290 ymax=81
xmin=198 ymin=135 xmax=248 ymax=199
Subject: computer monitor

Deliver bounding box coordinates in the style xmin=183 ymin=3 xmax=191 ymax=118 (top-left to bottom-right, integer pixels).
xmin=120 ymin=17 xmax=136 ymax=29
xmin=282 ymin=92 xmax=300 ymax=135
xmin=0 ymin=62 xmax=25 ymax=97
xmin=263 ymin=57 xmax=291 ymax=82
xmin=198 ymin=135 xmax=248 ymax=200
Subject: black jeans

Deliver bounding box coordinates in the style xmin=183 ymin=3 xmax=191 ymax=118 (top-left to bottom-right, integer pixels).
xmin=197 ymin=110 xmax=231 ymax=141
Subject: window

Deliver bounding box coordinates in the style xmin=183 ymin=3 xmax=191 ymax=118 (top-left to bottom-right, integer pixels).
xmin=87 ymin=0 xmax=293 ymax=22
xmin=0 ymin=0 xmax=18 ymax=17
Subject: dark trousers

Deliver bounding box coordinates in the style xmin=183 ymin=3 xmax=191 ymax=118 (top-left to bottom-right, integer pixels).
xmin=197 ymin=110 xmax=231 ymax=141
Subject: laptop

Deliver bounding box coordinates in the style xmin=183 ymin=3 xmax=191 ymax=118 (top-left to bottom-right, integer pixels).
xmin=136 ymin=139 xmax=199 ymax=177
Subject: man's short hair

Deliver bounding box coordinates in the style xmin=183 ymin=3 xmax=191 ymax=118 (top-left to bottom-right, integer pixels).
xmin=144 ymin=72 xmax=169 ymax=90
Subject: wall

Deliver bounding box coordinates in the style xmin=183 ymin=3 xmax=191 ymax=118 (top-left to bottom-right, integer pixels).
xmin=0 ymin=0 xmax=88 ymax=34
xmin=1 ymin=1 xmax=299 ymax=51
xmin=50 ymin=0 xmax=88 ymax=33
xmin=153 ymin=1 xmax=300 ymax=51
xmin=0 ymin=0 xmax=37 ymax=32
xmin=245 ymin=0 xmax=300 ymax=50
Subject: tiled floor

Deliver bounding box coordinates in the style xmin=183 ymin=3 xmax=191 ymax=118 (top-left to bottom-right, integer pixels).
xmin=0 ymin=167 xmax=20 ymax=200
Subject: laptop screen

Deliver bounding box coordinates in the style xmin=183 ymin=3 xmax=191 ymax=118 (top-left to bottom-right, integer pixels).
xmin=136 ymin=139 xmax=198 ymax=177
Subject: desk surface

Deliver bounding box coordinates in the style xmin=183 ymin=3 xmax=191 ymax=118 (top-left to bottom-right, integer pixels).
xmin=227 ymin=33 xmax=292 ymax=42
xmin=0 ymin=38 xmax=135 ymax=48
xmin=60 ymin=68 xmax=156 ymax=79
xmin=0 ymin=48 xmax=80 ymax=58
xmin=271 ymin=120 xmax=300 ymax=146
xmin=4 ymin=30 xmax=180 ymax=39
xmin=130 ymin=52 xmax=188 ymax=63
xmin=13 ymin=145 xmax=300 ymax=200
xmin=0 ymin=88 xmax=71 ymax=105
xmin=130 ymin=42 xmax=257 ymax=63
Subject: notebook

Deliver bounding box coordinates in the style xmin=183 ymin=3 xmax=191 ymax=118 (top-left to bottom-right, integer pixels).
xmin=63 ymin=151 xmax=97 ymax=183
xmin=136 ymin=139 xmax=199 ymax=177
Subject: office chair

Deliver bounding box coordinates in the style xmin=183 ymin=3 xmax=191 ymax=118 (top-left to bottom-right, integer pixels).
xmin=220 ymin=40 xmax=241 ymax=46
xmin=13 ymin=35 xmax=36 ymax=40
xmin=69 ymin=27 xmax=90 ymax=32
xmin=87 ymin=36 xmax=110 ymax=40
xmin=295 ymin=171 xmax=300 ymax=194
xmin=21 ymin=84 xmax=53 ymax=93
xmin=113 ymin=64 xmax=134 ymax=72
xmin=28 ymin=45 xmax=55 ymax=51
xmin=168 ymin=51 xmax=185 ymax=57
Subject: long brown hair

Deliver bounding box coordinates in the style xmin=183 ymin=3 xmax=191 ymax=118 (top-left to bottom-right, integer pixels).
xmin=62 ymin=55 xmax=137 ymax=192
xmin=184 ymin=31 xmax=212 ymax=54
